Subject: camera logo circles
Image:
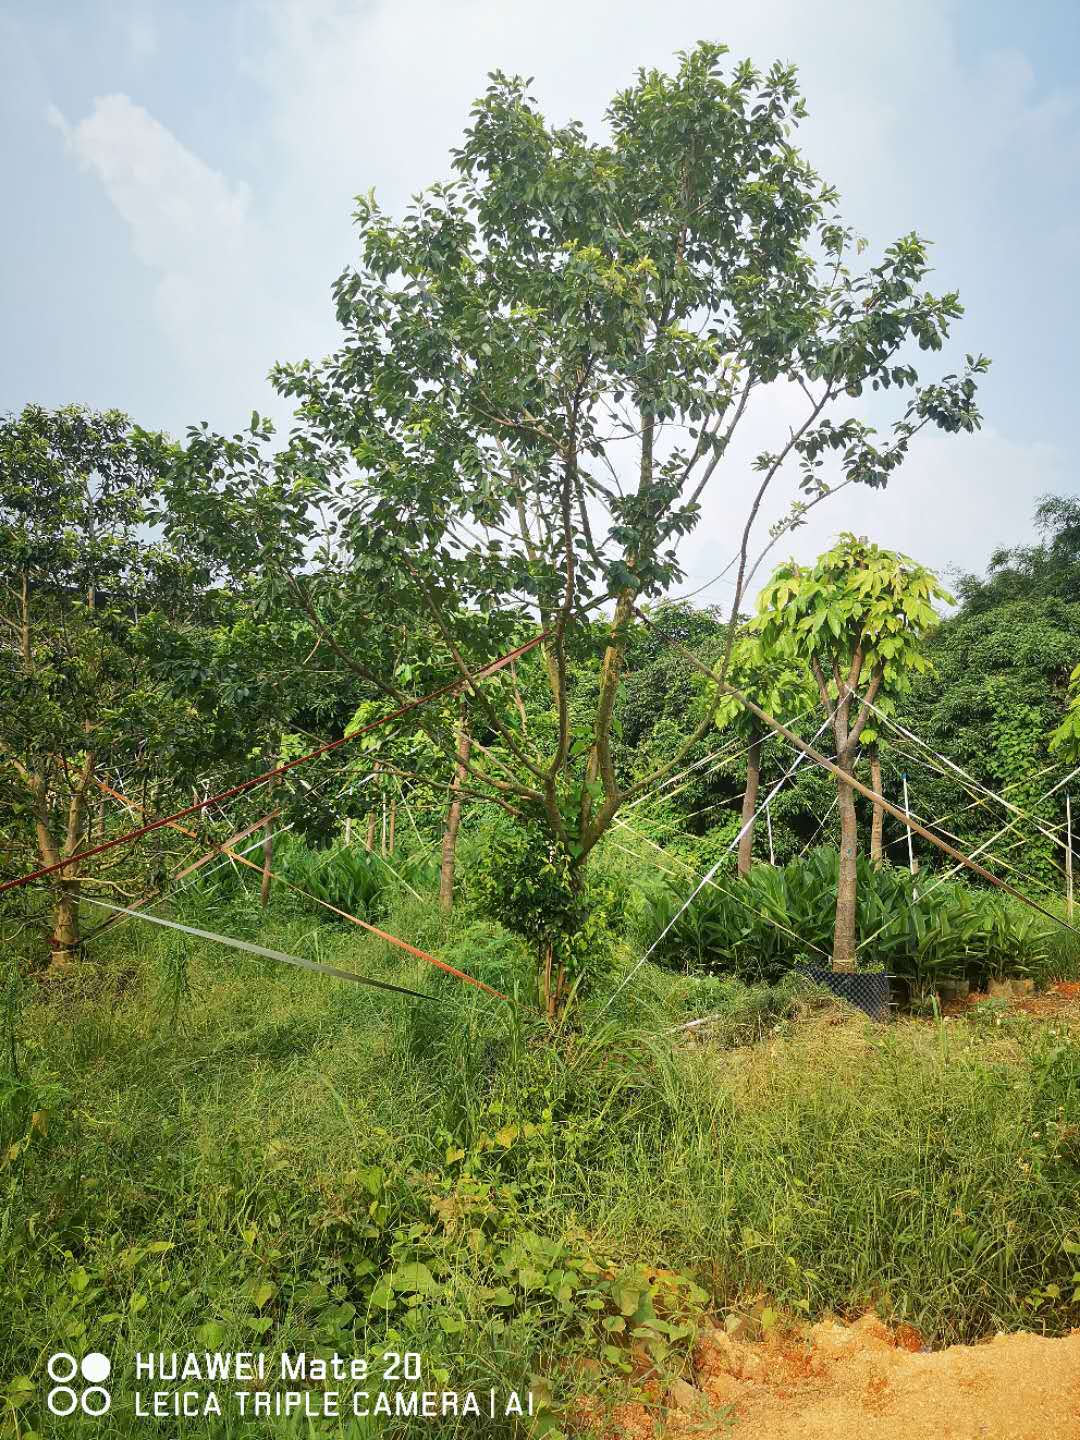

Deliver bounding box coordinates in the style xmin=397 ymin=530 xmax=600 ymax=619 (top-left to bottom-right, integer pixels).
xmin=47 ymin=1352 xmax=112 ymax=1416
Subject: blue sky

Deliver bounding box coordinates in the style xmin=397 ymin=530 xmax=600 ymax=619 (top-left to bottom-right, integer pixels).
xmin=2 ymin=1 xmax=1078 ymax=595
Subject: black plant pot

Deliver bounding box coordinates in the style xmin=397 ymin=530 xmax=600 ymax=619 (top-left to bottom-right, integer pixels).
xmin=801 ymin=966 xmax=891 ymax=1021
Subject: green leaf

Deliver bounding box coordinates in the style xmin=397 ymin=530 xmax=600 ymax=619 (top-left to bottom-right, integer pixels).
xmin=394 ymin=1262 xmax=436 ymax=1295
xmin=5 ymin=1376 xmax=34 ymax=1403
xmin=249 ymin=1280 xmax=278 ymax=1309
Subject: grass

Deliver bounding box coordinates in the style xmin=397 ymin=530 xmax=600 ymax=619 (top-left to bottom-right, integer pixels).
xmin=1 ymin=883 xmax=1079 ymax=1438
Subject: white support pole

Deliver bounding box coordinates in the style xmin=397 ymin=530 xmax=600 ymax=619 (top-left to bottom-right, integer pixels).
xmin=902 ymin=773 xmax=918 ymax=876
xmin=1067 ymin=794 xmax=1074 ymax=922
xmin=766 ymin=801 xmax=775 ymax=866
xmin=344 ymin=816 xmax=353 ymax=846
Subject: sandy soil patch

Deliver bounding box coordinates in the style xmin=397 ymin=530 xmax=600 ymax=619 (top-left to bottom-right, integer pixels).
xmin=576 ymin=1314 xmax=1080 ymax=1438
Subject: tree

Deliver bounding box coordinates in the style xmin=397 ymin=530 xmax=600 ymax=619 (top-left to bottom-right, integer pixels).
xmin=0 ymin=406 xmax=214 ymax=966
xmin=711 ymin=632 xmax=815 ymax=876
xmin=751 ymin=535 xmax=950 ymax=969
xmin=184 ymin=43 xmax=985 ymax=1008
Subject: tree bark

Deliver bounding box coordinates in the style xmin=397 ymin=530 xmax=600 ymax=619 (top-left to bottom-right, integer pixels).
xmin=737 ymin=724 xmax=763 ymax=879
xmin=832 ymin=753 xmax=859 ymax=972
xmin=869 ymin=746 xmax=883 ymax=866
xmin=439 ymin=714 xmax=472 ymax=912
xmin=365 ymin=762 xmax=380 ymax=851
xmin=32 ymin=778 xmax=83 ymax=970
xmin=259 ymin=825 xmax=273 ymax=908
xmin=49 ymin=885 xmax=81 ymax=968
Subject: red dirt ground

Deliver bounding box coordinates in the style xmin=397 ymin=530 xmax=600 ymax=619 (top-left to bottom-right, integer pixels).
xmin=1016 ymin=979 xmax=1080 ymax=1019
xmin=941 ymin=979 xmax=1080 ymax=1022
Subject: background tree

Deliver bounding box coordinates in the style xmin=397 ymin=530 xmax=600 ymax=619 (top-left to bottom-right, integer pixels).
xmin=711 ymin=632 xmax=816 ymax=875
xmin=0 ymin=406 xmax=214 ymax=965
xmin=751 ymin=534 xmax=950 ymax=969
xmin=956 ymin=494 xmax=1080 ymax=615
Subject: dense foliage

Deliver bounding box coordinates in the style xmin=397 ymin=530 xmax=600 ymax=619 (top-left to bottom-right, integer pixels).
xmin=641 ymin=846 xmax=1055 ymax=996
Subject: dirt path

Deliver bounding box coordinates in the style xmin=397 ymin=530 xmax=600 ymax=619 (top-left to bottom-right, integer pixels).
xmin=579 ymin=1315 xmax=1080 ymax=1439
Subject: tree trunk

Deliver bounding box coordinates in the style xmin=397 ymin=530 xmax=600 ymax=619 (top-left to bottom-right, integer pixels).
xmin=832 ymin=755 xmax=858 ymax=972
xmin=364 ymin=762 xmax=381 ymax=851
xmin=439 ymin=715 xmax=472 ymax=912
xmin=50 ymin=882 xmax=81 ymax=969
xmin=260 ymin=823 xmax=273 ymax=908
xmin=32 ymin=763 xmax=92 ymax=971
xmin=260 ymin=777 xmax=276 ymax=907
xmin=737 ymin=724 xmax=763 ymax=879
xmin=869 ymin=745 xmax=883 ymax=866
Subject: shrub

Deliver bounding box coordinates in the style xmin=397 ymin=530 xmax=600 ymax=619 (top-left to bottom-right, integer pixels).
xmin=273 ymin=838 xmax=397 ymax=920
xmin=641 ymin=846 xmax=1055 ymax=995
xmin=472 ymin=816 xmax=618 ymax=1005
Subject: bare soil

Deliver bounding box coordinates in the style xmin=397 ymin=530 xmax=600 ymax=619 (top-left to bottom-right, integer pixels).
xmin=942 ymin=979 xmax=1080 ymax=1024
xmin=575 ymin=1314 xmax=1080 ymax=1439
xmin=1015 ymin=979 xmax=1080 ymax=1022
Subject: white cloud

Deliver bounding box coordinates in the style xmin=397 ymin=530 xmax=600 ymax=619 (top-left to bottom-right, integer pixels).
xmin=46 ymin=93 xmax=306 ymax=401
xmin=51 ymin=94 xmax=250 ymax=272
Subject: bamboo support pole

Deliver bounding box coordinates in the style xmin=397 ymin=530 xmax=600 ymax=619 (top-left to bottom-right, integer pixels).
xmin=1067 ymin=794 xmax=1074 ymax=922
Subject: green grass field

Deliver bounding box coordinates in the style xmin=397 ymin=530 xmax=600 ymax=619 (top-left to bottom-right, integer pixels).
xmin=2 ymin=890 xmax=1079 ymax=1438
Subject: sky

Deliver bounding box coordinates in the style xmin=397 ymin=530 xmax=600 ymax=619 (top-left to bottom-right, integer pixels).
xmin=2 ymin=0 xmax=1079 ymax=604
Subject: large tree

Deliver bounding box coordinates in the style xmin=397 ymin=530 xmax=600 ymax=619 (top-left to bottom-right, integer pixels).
xmin=182 ymin=43 xmax=985 ymax=1006
xmin=752 ymin=535 xmax=950 ymax=970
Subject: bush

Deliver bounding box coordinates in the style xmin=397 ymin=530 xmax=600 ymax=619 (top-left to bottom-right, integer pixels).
xmin=641 ymin=846 xmax=1055 ymax=995
xmin=272 ymin=837 xmax=401 ymax=920
xmin=471 ymin=815 xmax=618 ymax=1002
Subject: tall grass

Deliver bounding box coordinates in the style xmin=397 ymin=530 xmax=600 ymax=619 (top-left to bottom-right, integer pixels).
xmin=2 ymin=876 xmax=1078 ymax=1437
